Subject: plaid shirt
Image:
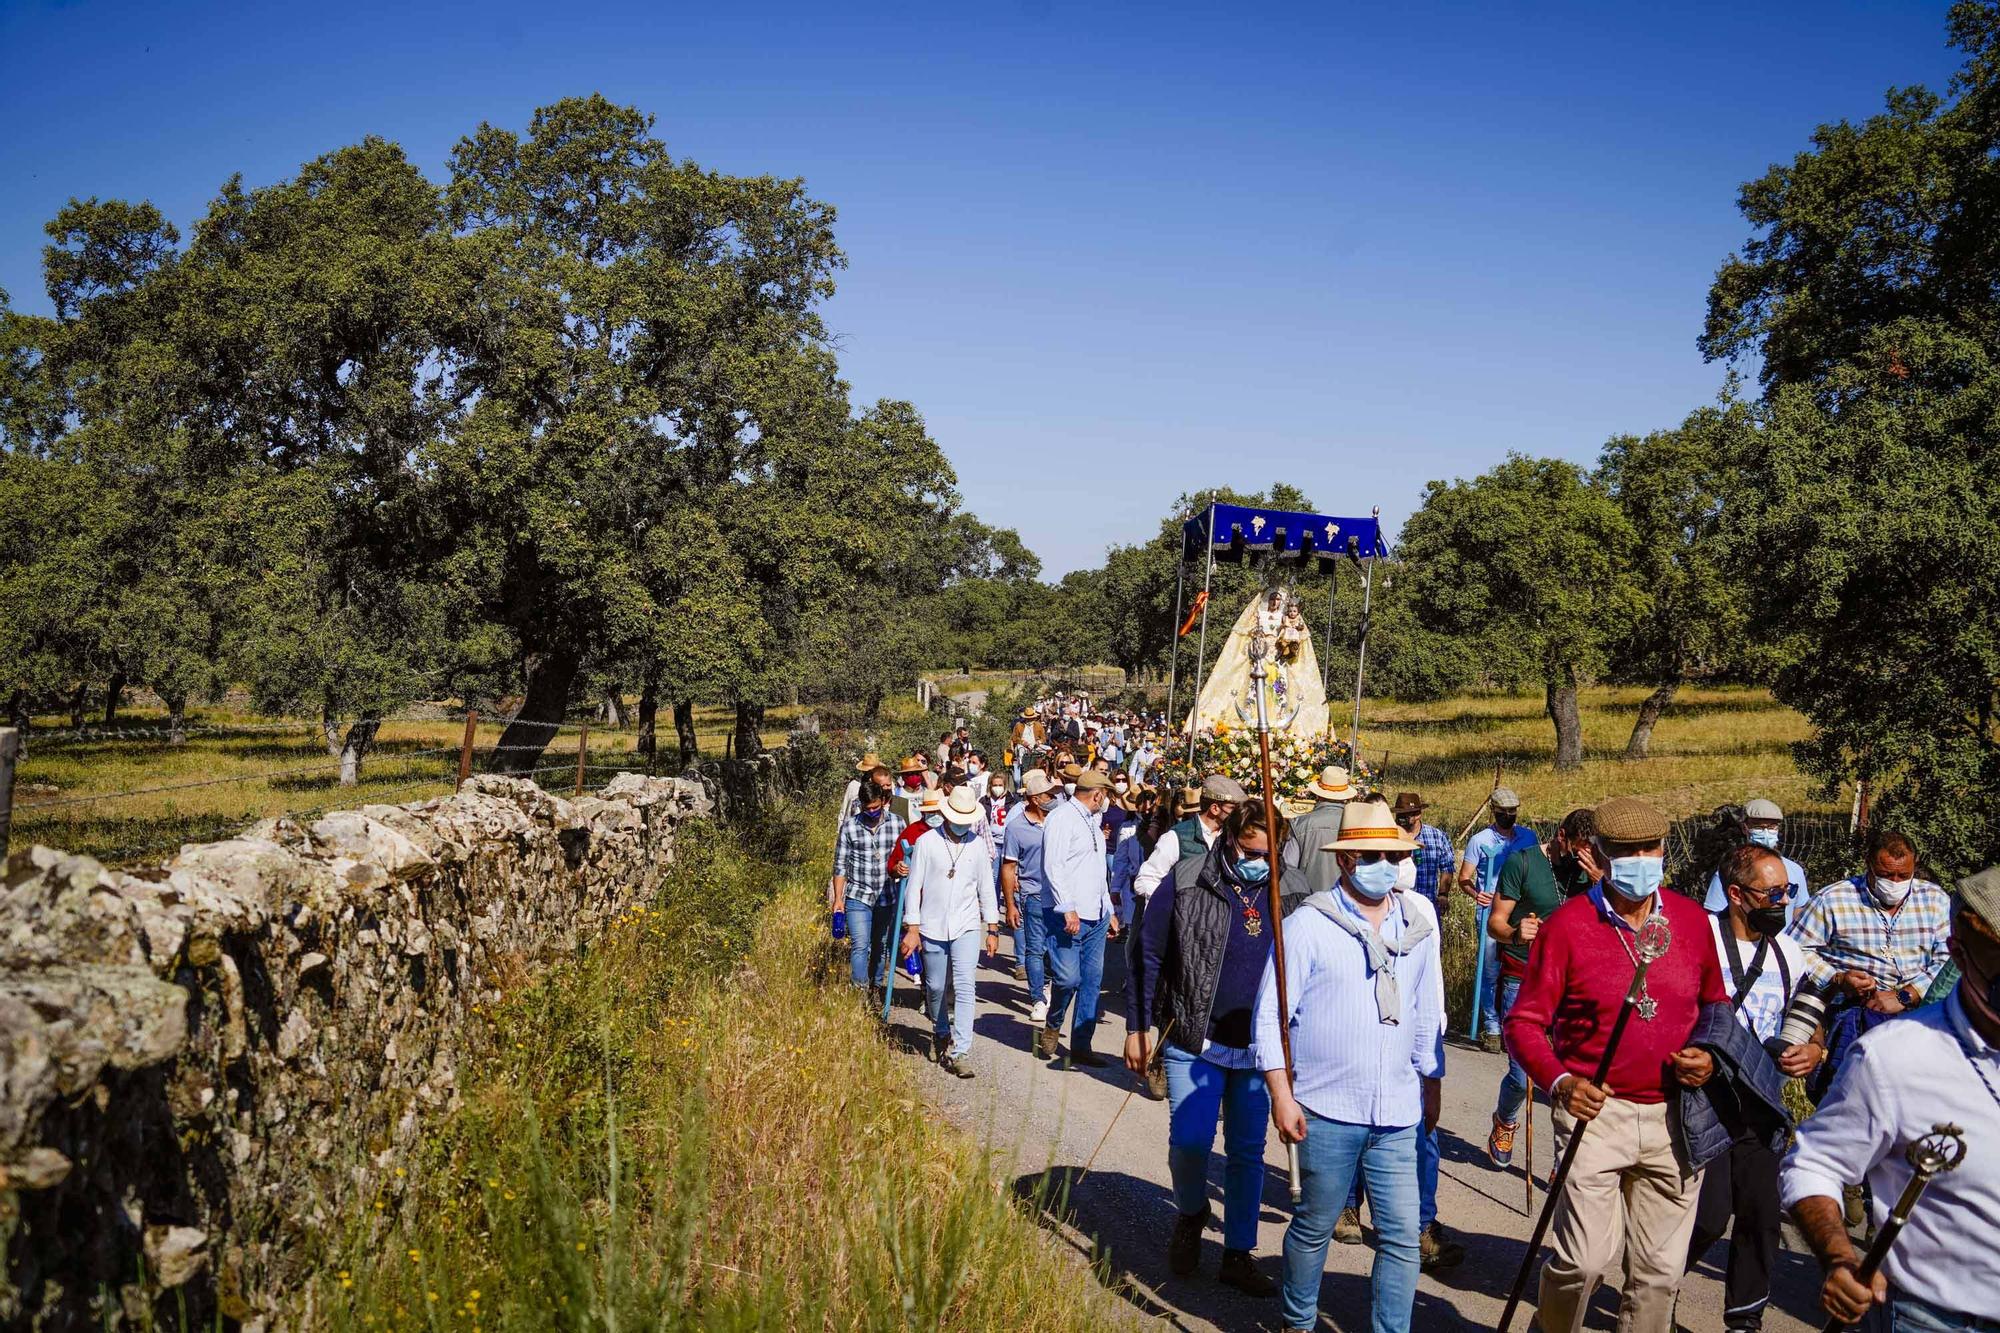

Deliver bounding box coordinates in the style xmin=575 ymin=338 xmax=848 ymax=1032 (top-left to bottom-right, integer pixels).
xmin=833 ymin=810 xmax=907 ymax=906
xmin=1786 ymin=875 xmax=1953 ymax=994
xmin=1412 ymin=823 xmax=1455 ymax=904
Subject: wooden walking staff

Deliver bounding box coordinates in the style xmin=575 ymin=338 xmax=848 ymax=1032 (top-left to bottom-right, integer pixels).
xmin=1496 ymin=914 xmax=1672 ymax=1333
xmin=1817 ymin=1124 xmax=1967 ymax=1333
xmin=1236 ymin=636 xmax=1304 ymax=1204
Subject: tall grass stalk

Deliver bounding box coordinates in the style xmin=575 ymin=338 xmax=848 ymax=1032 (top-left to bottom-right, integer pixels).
xmin=310 ymin=812 xmax=1132 ymax=1331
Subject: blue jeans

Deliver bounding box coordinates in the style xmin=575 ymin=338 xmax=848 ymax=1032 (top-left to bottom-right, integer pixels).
xmin=842 ymin=895 xmax=898 ymax=989
xmin=1493 ymin=974 xmax=1528 ymax=1124
xmin=1044 ymin=906 xmax=1108 ymax=1047
xmin=921 ymin=930 xmax=980 ymax=1059
xmin=1285 ymin=1112 xmax=1419 ymax=1333
xmin=1163 ymin=1044 xmax=1270 ymax=1251
xmin=1893 ymin=1294 xmax=2000 ymax=1331
xmin=1477 ymin=929 xmax=1501 ymax=1036
xmin=1347 ymin=1122 xmax=1440 ymax=1231
xmin=1014 ymin=892 xmax=1048 ymax=1004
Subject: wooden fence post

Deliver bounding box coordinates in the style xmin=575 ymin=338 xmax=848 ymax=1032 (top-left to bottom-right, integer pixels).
xmin=0 ymin=727 xmax=17 ymax=862
xmin=575 ymin=723 xmax=589 ymax=797
xmin=458 ymin=711 xmax=478 ymax=788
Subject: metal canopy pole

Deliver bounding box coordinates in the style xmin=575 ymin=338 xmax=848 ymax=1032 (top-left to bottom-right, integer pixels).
xmin=1185 ymin=506 xmax=1217 ymax=764
xmin=1165 ymin=540 xmax=1188 ymax=731
xmin=1350 ymin=506 xmax=1380 ymax=756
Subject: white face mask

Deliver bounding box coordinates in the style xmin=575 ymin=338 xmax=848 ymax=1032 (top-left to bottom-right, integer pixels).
xmin=1394 ymin=856 xmax=1418 ymax=893
xmin=1870 ymin=874 xmax=1914 ymax=907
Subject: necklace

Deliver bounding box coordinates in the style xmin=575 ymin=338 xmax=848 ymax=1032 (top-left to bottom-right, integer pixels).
xmin=1611 ymin=910 xmax=1665 ymax=1020
xmin=942 ymin=835 xmax=974 ymax=880
xmin=1224 ymin=874 xmax=1265 ymax=937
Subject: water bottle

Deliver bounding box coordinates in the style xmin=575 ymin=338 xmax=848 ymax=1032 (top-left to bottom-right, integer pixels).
xmin=831 ymin=909 xmax=847 ymax=940
xmin=905 ymin=950 xmax=921 ymax=979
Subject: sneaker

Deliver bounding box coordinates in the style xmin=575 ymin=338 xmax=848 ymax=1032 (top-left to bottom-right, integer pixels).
xmin=1168 ymin=1208 xmax=1209 ymax=1276
xmin=1488 ymin=1114 xmax=1517 ymax=1167
xmin=937 ymin=1053 xmax=975 ymax=1079
xmin=1217 ymin=1248 xmax=1275 ymax=1297
xmin=1034 ymin=1027 xmax=1060 ymax=1060
xmin=1334 ymin=1206 xmax=1363 ymax=1245
xmin=1479 ymin=1031 xmax=1504 ymax=1054
xmin=1420 ymin=1222 xmax=1465 ymax=1271
xmin=1030 ymin=999 xmax=1049 ymax=1023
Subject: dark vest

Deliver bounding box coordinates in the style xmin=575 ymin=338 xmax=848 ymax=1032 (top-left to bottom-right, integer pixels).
xmin=1171 ymin=816 xmax=1209 ymax=865
xmin=1157 ymin=845 xmax=1249 ymax=1048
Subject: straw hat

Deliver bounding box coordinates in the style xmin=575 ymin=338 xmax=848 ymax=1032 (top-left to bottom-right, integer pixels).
xmin=855 ymin=751 xmax=883 ymax=772
xmin=1175 ymin=786 xmax=1203 ymax=816
xmin=941 ymin=786 xmax=982 ymax=825
xmin=1061 ymin=762 xmax=1084 ymax=781
xmin=897 ymin=753 xmax=927 ymax=776
xmin=917 ymin=788 xmax=944 ymax=813
xmin=1308 ymin=766 xmax=1357 ymax=802
xmin=1325 ymin=798 xmax=1421 ymax=852
xmin=1020 ymin=770 xmax=1055 ymax=797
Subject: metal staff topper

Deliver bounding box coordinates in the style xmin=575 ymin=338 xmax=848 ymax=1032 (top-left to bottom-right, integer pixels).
xmin=1817 ymin=1123 xmax=1967 ymax=1333
xmin=1629 ymin=915 xmax=1672 ymax=1020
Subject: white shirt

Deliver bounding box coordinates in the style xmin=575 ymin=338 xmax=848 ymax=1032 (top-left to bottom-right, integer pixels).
xmin=902 ymin=827 xmax=999 ymax=941
xmin=1252 ymin=888 xmax=1444 ymax=1128
xmin=1042 ymin=797 xmax=1113 ymax=920
xmin=1133 ymin=819 xmax=1219 ymax=900
xmin=1780 ymin=990 xmax=2000 ymax=1318
xmin=1706 ymin=913 xmax=1807 ymax=1045
xmin=839 ymin=777 xmax=863 ymax=820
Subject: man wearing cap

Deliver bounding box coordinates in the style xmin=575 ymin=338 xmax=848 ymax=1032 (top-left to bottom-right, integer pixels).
xmin=1503 ymin=796 xmax=1729 ymax=1333
xmin=1486 ymin=817 xmax=1570 ymax=1166
xmin=1459 ymin=787 xmax=1538 ymax=1051
xmin=1284 ymin=766 xmax=1356 ymax=897
xmin=1392 ymin=793 xmax=1455 ymax=908
xmin=900 ymin=786 xmax=1001 ymax=1078
xmin=1701 ymin=800 xmax=1809 ymax=927
xmin=1038 ymin=768 xmax=1122 ymax=1065
xmin=1002 ymin=770 xmax=1058 ymax=1022
xmin=1134 ymin=774 xmax=1246 ymax=906
xmin=1781 ymin=865 xmax=2000 ymax=1332
xmin=1256 ymin=798 xmax=1444 ymax=1333
xmin=1010 ymin=708 xmax=1041 ymax=786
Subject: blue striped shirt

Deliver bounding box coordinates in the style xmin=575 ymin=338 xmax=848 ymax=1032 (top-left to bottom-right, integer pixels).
xmin=1253 ymin=888 xmax=1445 ymax=1128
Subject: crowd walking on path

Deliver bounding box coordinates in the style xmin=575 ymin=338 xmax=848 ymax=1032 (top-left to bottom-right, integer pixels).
xmin=826 ymin=693 xmax=1998 ymax=1333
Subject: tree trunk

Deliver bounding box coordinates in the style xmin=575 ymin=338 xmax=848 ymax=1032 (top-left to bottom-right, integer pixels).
xmin=493 ymin=647 xmax=580 ymax=775
xmin=164 ymin=692 xmax=188 ymax=745
xmin=602 ymin=690 xmax=630 ymax=728
xmin=103 ymin=670 xmax=126 ymax=725
xmin=673 ymin=699 xmax=698 ymax=765
xmin=863 ymin=686 xmax=885 ymax=724
xmin=338 ymin=718 xmax=380 ymax=786
xmin=5 ymin=691 xmax=26 ymax=732
xmin=1623 ymin=681 xmax=1679 ymax=761
xmin=1546 ymin=670 xmax=1583 ymax=771
xmin=733 ymin=700 xmax=766 ymax=759
xmin=67 ymin=682 xmax=88 ymax=729
xmin=636 ymin=679 xmax=658 ymax=759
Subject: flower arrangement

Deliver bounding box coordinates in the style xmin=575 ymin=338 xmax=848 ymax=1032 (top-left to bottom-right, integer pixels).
xmin=1152 ymin=724 xmax=1376 ymax=811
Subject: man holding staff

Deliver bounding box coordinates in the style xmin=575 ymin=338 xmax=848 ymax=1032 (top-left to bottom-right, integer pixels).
xmin=1503 ymin=796 xmax=1728 ymax=1333
xmin=1256 ymin=797 xmax=1444 ymax=1333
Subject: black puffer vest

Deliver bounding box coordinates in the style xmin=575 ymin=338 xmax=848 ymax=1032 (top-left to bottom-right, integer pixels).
xmin=1156 ymin=844 xmax=1265 ymax=1051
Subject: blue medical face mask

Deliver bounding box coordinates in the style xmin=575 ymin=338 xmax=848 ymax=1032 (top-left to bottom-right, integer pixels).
xmin=924 ymin=814 xmax=944 ymax=829
xmin=858 ymin=807 xmax=884 ymax=825
xmin=949 ymin=821 xmax=977 ymax=842
xmin=1606 ymin=854 xmax=1665 ymax=901
xmin=1746 ymin=827 xmax=1780 ymax=850
xmin=1349 ymin=858 xmax=1399 ymax=900
xmin=1235 ymin=853 xmax=1270 ymax=884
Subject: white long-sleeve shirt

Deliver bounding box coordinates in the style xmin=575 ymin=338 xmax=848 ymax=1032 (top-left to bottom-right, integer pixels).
xmin=1252 ymin=888 xmax=1444 ymax=1128
xmin=1042 ymin=797 xmax=1113 ymax=920
xmin=1780 ymin=989 xmax=2000 ymax=1318
xmin=902 ymin=828 xmax=999 ymax=941
xmin=1132 ymin=818 xmax=1218 ymax=900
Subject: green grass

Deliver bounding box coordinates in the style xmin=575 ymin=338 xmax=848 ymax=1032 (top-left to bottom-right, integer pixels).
xmin=305 ymin=807 xmax=1134 ymax=1332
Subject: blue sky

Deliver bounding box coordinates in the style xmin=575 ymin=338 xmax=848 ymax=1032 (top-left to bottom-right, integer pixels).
xmin=0 ymin=0 xmax=1964 ymax=575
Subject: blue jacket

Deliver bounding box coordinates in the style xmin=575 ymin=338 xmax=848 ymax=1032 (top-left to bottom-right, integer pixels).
xmin=1676 ymin=1002 xmax=1792 ymax=1172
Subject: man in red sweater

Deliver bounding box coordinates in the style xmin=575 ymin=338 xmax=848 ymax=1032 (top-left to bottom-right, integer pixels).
xmin=1503 ymin=796 xmax=1726 ymax=1333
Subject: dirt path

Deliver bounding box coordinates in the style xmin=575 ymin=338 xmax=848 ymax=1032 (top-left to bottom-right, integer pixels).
xmin=885 ymin=933 xmax=1825 ymax=1332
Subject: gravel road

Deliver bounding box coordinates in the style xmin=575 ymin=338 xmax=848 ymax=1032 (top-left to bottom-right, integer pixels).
xmin=883 ymin=931 xmax=1826 ymax=1332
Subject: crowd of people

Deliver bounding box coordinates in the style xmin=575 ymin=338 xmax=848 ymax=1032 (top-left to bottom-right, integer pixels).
xmin=826 ymin=697 xmax=1997 ymax=1333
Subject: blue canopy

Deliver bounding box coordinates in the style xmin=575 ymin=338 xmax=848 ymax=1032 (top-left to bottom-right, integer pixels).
xmin=1181 ymin=502 xmax=1385 ymax=568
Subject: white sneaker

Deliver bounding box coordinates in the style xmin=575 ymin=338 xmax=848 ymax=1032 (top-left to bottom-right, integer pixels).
xmin=1030 ymin=1000 xmax=1049 ymax=1023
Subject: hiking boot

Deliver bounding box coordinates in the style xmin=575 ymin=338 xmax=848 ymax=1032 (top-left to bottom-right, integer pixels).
xmin=1480 ymin=1031 xmax=1504 ymax=1054
xmin=1217 ymin=1248 xmax=1275 ymax=1297
xmin=1145 ymin=1066 xmax=1168 ymax=1100
xmin=1070 ymin=1047 xmax=1107 ymax=1068
xmin=937 ymin=1053 xmax=975 ymax=1080
xmin=1168 ymin=1208 xmax=1209 ymax=1276
xmin=1029 ymin=999 xmax=1050 ymax=1023
xmin=1420 ymin=1223 xmax=1465 ymax=1272
xmin=1034 ymin=1027 xmax=1060 ymax=1060
xmin=1334 ymin=1206 xmax=1364 ymax=1245
xmin=1489 ymin=1114 xmax=1517 ymax=1167
xmin=1843 ymin=1182 xmax=1867 ymax=1228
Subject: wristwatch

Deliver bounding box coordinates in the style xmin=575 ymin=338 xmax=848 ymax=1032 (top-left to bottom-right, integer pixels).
xmin=1896 ymin=983 xmax=1922 ymax=1007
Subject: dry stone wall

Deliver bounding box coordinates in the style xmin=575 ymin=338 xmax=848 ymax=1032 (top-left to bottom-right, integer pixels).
xmin=0 ymin=772 xmax=711 ymax=1330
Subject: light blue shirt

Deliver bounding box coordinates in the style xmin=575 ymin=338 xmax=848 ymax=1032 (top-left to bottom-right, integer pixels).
xmin=1466 ymin=824 xmax=1537 ymax=900
xmin=1001 ymin=809 xmax=1049 ymax=897
xmin=1253 ymin=888 xmax=1444 ymax=1128
xmin=1702 ymin=854 xmax=1809 ymax=928
xmin=1042 ymin=796 xmax=1112 ymax=920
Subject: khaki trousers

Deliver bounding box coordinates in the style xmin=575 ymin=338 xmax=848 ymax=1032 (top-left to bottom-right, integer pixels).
xmin=1537 ymin=1096 xmax=1704 ymax=1333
